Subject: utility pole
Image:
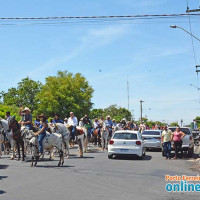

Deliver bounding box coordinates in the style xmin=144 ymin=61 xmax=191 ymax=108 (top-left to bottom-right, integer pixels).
xmin=180 ymin=119 xmax=183 ymax=127
xmin=140 ymin=100 xmax=144 ymax=122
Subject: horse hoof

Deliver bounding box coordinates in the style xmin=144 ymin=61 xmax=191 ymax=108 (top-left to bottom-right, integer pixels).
xmin=58 ymin=163 xmax=60 ymax=167
xmin=30 ymin=164 xmax=33 ymax=167
xmin=66 ymin=155 xmax=69 ymax=159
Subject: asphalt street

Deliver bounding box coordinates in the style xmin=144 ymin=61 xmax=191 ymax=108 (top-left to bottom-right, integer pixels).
xmin=0 ymin=147 xmax=199 ymax=200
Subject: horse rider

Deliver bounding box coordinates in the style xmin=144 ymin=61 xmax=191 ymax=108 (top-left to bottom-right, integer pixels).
xmin=5 ymin=111 xmax=12 ymax=124
xmin=67 ymin=112 xmax=78 ymax=146
xmin=34 ymin=116 xmax=41 ymax=127
xmin=105 ymin=116 xmax=113 ymax=139
xmin=121 ymin=118 xmax=127 ymax=129
xmin=34 ymin=114 xmax=48 ymax=157
xmin=83 ymin=115 xmax=92 ymax=140
xmin=92 ymin=118 xmax=100 ymax=146
xmin=64 ymin=118 xmax=68 ymax=125
xmin=53 ymin=114 xmax=63 ymax=124
xmin=18 ymin=107 xmax=33 ymax=130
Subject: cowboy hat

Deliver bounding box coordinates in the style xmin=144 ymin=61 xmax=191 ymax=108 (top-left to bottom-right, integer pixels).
xmin=64 ymin=118 xmax=68 ymax=121
xmin=22 ymin=107 xmax=31 ymax=112
xmin=38 ymin=114 xmax=47 ymax=119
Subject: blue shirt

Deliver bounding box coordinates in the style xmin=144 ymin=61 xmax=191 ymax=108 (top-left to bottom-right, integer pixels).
xmin=53 ymin=119 xmax=63 ymax=124
xmin=105 ymin=120 xmax=113 ymax=127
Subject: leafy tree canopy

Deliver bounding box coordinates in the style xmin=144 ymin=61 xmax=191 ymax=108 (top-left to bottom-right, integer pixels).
xmin=0 ymin=77 xmax=42 ymax=112
xmin=36 ymin=71 xmax=94 ymax=119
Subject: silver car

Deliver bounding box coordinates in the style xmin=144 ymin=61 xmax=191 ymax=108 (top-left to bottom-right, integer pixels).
xmin=142 ymin=130 xmax=162 ymax=149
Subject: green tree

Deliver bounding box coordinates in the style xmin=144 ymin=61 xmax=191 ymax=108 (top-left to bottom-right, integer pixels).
xmin=170 ymin=122 xmax=179 ymax=127
xmin=89 ymin=109 xmax=104 ymax=119
xmin=0 ymin=103 xmax=21 ymax=121
xmin=0 ymin=77 xmax=42 ymax=112
xmin=36 ymin=71 xmax=94 ymax=119
xmin=89 ymin=105 xmax=132 ymax=121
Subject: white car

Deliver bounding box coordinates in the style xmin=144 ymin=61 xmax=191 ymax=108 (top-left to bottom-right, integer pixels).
xmin=108 ymin=130 xmax=146 ymax=159
xmin=142 ymin=130 xmax=162 ymax=149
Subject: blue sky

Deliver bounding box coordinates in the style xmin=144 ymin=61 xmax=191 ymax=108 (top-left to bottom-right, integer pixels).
xmin=0 ymin=0 xmax=200 ymax=124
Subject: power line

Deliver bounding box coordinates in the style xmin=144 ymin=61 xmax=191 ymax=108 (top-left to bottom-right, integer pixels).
xmin=1 ymin=13 xmax=200 ymax=20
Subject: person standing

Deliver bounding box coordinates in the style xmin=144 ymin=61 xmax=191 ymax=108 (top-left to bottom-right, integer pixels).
xmin=161 ymin=125 xmax=173 ymax=160
xmin=67 ymin=112 xmax=78 ymax=146
xmin=171 ymin=127 xmax=186 ymax=159
xmin=18 ymin=107 xmax=33 ymax=130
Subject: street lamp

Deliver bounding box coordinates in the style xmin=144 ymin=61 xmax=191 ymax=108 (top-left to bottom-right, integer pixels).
xmin=170 ymin=25 xmax=200 ymax=42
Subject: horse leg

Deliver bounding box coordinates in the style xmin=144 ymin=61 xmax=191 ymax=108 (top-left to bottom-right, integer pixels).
xmin=21 ymin=139 xmax=25 ymax=161
xmin=17 ymin=142 xmax=21 ymax=161
xmin=31 ymin=156 xmax=34 ymax=167
xmin=0 ymin=142 xmax=2 ymax=158
xmin=66 ymin=139 xmax=70 ymax=158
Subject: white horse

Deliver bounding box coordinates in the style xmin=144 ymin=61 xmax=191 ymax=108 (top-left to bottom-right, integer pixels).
xmin=26 ymin=131 xmax=64 ymax=167
xmin=101 ymin=126 xmax=109 ymax=151
xmin=48 ymin=123 xmax=70 ymax=158
xmin=0 ymin=119 xmax=16 ymax=159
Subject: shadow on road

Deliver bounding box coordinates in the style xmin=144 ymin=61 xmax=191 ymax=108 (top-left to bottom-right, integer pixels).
xmin=0 ymin=165 xmax=9 ymax=169
xmin=111 ymin=155 xmax=152 ymax=161
xmin=0 ymin=190 xmax=6 ymax=195
xmin=35 ymin=165 xmax=75 ymax=168
xmin=0 ymin=176 xmax=8 ymax=180
xmin=69 ymin=156 xmax=94 ymax=159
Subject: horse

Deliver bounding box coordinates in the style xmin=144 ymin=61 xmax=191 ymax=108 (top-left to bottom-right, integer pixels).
xmin=25 ymin=131 xmax=64 ymax=167
xmin=101 ymin=126 xmax=109 ymax=151
xmin=9 ymin=117 xmax=25 ymax=161
xmin=0 ymin=119 xmax=16 ymax=159
xmin=48 ymin=123 xmax=70 ymax=158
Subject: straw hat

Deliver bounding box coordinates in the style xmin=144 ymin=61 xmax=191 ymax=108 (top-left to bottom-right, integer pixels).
xmin=22 ymin=107 xmax=31 ymax=112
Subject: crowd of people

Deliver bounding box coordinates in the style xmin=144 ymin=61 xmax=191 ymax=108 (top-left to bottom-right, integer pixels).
xmin=2 ymin=106 xmax=187 ymax=160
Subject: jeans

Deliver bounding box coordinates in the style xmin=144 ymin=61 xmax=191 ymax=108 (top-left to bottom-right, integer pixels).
xmin=25 ymin=125 xmax=32 ymax=130
xmin=163 ymin=141 xmax=171 ymax=159
xmin=87 ymin=127 xmax=92 ymax=139
xmin=38 ymin=132 xmax=46 ymax=153
xmin=69 ymin=126 xmax=76 ymax=141
xmin=174 ymin=140 xmax=183 ymax=158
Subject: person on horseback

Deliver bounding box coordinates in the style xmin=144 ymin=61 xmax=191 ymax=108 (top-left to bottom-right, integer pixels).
xmin=67 ymin=112 xmax=78 ymax=146
xmin=5 ymin=111 xmax=12 ymax=124
xmin=105 ymin=116 xmax=113 ymax=139
xmin=19 ymin=107 xmax=33 ymax=130
xmin=34 ymin=114 xmax=48 ymax=156
xmin=53 ymin=114 xmax=63 ymax=124
xmin=83 ymin=115 xmax=92 ymax=140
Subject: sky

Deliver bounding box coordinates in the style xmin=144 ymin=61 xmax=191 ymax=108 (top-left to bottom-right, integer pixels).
xmin=0 ymin=0 xmax=200 ymax=125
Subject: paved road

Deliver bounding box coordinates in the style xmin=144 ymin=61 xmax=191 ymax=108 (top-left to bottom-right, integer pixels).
xmin=0 ymin=147 xmax=199 ymax=200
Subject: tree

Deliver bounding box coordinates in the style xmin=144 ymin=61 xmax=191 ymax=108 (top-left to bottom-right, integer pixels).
xmin=0 ymin=103 xmax=21 ymax=121
xmin=36 ymin=71 xmax=94 ymax=119
xmin=0 ymin=77 xmax=42 ymax=112
xmin=89 ymin=109 xmax=104 ymax=119
xmin=90 ymin=105 xmax=132 ymax=121
xmin=170 ymin=122 xmax=179 ymax=127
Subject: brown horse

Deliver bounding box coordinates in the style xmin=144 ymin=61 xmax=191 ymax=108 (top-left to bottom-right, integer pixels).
xmin=9 ymin=117 xmax=25 ymax=161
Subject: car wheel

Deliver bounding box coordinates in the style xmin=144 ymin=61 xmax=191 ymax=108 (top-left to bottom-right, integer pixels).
xmin=188 ymin=147 xmax=194 ymax=158
xmin=108 ymin=155 xmax=113 ymax=159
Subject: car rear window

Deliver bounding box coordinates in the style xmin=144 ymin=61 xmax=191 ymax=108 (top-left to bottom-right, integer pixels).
xmin=113 ymin=133 xmax=137 ymax=140
xmin=168 ymin=128 xmax=191 ymax=135
xmin=142 ymin=131 xmax=160 ymax=135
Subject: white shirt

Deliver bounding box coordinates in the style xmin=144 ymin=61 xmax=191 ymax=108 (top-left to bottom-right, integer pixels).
xmin=67 ymin=117 xmax=78 ymax=127
xmin=93 ymin=121 xmax=99 ymax=129
xmin=6 ymin=116 xmax=12 ymax=123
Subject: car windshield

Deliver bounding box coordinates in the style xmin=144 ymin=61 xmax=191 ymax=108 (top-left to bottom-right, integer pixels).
xmin=113 ymin=133 xmax=137 ymax=140
xmin=168 ymin=128 xmax=191 ymax=135
xmin=142 ymin=131 xmax=160 ymax=135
